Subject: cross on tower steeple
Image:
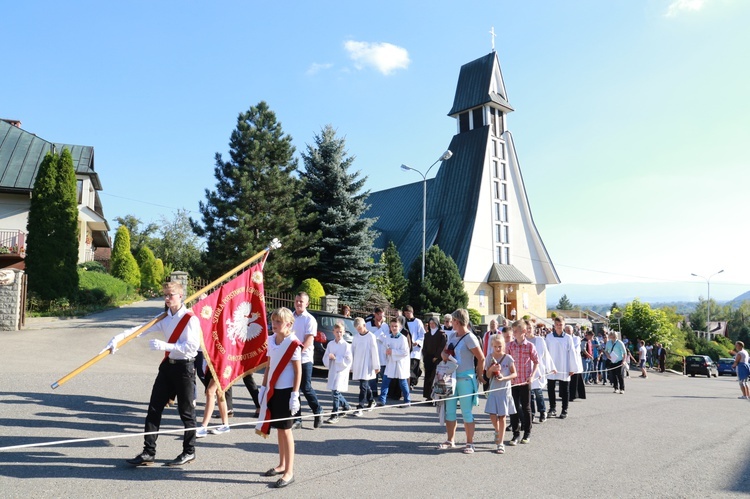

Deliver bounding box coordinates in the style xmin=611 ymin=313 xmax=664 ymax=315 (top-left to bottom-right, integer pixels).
xmin=489 ymin=26 xmax=496 ymax=52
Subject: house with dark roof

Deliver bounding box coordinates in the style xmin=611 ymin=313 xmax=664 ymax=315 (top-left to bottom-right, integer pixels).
xmin=0 ymin=119 xmax=110 ymax=269
xmin=366 ymin=51 xmax=559 ymax=321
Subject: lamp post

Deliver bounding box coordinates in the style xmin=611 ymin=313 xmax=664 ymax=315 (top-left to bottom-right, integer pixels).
xmin=690 ymin=269 xmax=724 ymax=336
xmin=401 ymin=149 xmax=453 ymax=281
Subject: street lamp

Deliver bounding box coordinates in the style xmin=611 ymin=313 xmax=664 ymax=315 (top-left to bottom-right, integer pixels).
xmin=690 ymin=269 xmax=724 ymax=336
xmin=400 ymin=149 xmax=453 ymax=281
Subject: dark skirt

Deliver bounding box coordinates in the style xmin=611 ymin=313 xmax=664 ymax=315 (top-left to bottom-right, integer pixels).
xmin=569 ymin=373 xmax=586 ymax=400
xmin=269 ymin=387 xmax=293 ymax=429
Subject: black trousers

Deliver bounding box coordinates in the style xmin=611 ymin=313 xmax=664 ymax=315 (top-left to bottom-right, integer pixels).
xmin=608 ymin=360 xmax=624 ymax=390
xmin=510 ymin=384 xmax=531 ymax=435
xmin=144 ymin=360 xmax=197 ymax=455
xmin=547 ymin=379 xmax=569 ymax=412
xmin=423 ymin=356 xmax=439 ymax=398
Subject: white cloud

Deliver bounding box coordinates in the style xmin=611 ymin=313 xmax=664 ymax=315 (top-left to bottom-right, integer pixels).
xmin=306 ymin=62 xmax=333 ymax=76
xmin=343 ymin=40 xmax=410 ymax=75
xmin=665 ymin=0 xmax=707 ymax=17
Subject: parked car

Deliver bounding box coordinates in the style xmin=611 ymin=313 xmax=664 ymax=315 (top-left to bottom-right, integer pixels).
xmin=309 ymin=311 xmax=355 ymax=367
xmin=685 ymin=355 xmax=718 ymax=378
xmin=717 ymin=357 xmax=737 ymax=376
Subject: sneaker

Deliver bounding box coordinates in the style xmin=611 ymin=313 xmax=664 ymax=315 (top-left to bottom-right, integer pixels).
xmin=739 ymin=396 xmax=748 ymax=400
xmin=559 ymin=411 xmax=568 ymax=419
xmin=375 ymin=401 xmax=385 ymax=407
xmin=538 ymin=412 xmax=547 ymax=423
xmin=521 ymin=434 xmax=530 ymax=444
xmin=398 ymin=402 xmax=411 ymax=408
xmin=209 ymin=424 xmax=230 ymax=435
xmin=508 ymin=434 xmax=520 ymax=446
xmin=547 ymin=409 xmax=557 ymax=418
xmin=325 ymin=416 xmax=339 ymax=424
xmin=291 ymin=421 xmax=302 ymax=430
xmin=195 ymin=426 xmax=208 ymax=438
xmin=314 ymin=415 xmax=323 ymax=428
xmin=619 ymin=389 xmax=625 ymax=394
xmin=351 ymin=410 xmax=364 ymax=417
xmin=367 ymin=401 xmax=375 ymax=411
xmin=613 ymin=389 xmax=619 ymax=393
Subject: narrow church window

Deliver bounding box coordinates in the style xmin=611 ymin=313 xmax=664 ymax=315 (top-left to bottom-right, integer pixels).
xmin=493 ymin=140 xmax=499 ymax=157
xmin=501 ymin=203 xmax=508 ymax=222
xmin=495 ymin=224 xmax=502 ymax=243
xmin=459 ymin=112 xmax=469 ymax=133
xmin=490 ymin=112 xmax=496 ymax=135
xmin=494 ymin=202 xmax=502 ymax=221
xmin=472 ymin=108 xmax=484 ymax=129
xmin=502 ymin=225 xmax=509 ymax=244
xmin=497 ymin=112 xmax=504 ymax=135
xmin=500 ymin=162 xmax=507 ymax=180
xmin=493 ymin=160 xmax=499 ymax=178
xmin=501 ymin=183 xmax=508 ymax=201
xmin=496 ymin=246 xmax=503 ymax=264
xmin=504 ymin=246 xmax=510 ymax=265
xmin=493 ymin=181 xmax=501 ymax=200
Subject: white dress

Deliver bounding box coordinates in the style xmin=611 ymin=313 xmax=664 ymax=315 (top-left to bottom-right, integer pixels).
xmin=323 ymin=339 xmax=352 ymax=391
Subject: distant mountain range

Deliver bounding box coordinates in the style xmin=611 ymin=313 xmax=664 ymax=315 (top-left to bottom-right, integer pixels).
xmin=547 ymin=282 xmax=750 ymax=307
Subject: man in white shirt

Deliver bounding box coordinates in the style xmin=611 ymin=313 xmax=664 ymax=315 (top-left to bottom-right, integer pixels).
xmin=106 ymin=281 xmax=202 ymax=467
xmin=404 ymin=305 xmax=425 ymax=388
xmin=545 ymin=317 xmax=578 ymax=419
xmin=291 ymin=292 xmax=323 ymax=429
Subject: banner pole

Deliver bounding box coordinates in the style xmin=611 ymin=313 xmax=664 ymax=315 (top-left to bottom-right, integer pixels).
xmin=51 ymin=240 xmax=280 ymax=390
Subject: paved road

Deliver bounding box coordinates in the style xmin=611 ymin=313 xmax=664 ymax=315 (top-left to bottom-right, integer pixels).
xmin=1 ymin=299 xmax=749 ymax=498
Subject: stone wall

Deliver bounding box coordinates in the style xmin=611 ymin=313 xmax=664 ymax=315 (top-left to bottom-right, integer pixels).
xmin=0 ymin=269 xmax=23 ymax=331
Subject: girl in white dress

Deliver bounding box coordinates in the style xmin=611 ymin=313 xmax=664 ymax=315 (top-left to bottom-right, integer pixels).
xmin=484 ymin=334 xmax=517 ymax=454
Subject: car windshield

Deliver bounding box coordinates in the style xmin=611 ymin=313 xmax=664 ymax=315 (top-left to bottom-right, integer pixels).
xmin=318 ymin=315 xmax=355 ymax=333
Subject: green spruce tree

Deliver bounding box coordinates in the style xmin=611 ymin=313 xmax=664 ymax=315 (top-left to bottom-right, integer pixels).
xmin=372 ymin=240 xmax=407 ymax=307
xmin=25 ymin=149 xmax=79 ymax=300
xmin=110 ymin=225 xmax=140 ymax=288
xmin=136 ymin=246 xmax=159 ymax=291
xmin=298 ymin=125 xmax=377 ymax=305
xmin=192 ymin=101 xmax=314 ymax=292
xmin=557 ymin=294 xmax=574 ymax=310
xmin=406 ymin=245 xmax=468 ymax=314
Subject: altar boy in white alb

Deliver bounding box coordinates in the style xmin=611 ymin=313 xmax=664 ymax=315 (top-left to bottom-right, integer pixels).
xmin=377 ymin=318 xmax=412 ymax=407
xmin=545 ymin=316 xmax=578 ymax=419
xmin=404 ymin=305 xmax=426 ymax=388
xmin=322 ymin=322 xmax=353 ymax=424
xmin=351 ymin=317 xmax=380 ymax=416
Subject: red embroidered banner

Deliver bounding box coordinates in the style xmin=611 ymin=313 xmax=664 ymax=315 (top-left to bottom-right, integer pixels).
xmin=192 ymin=263 xmax=269 ymax=392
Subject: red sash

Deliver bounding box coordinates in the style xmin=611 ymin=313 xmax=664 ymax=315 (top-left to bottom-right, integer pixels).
xmin=256 ymin=337 xmax=301 ymax=437
xmin=162 ymin=311 xmax=195 ymax=362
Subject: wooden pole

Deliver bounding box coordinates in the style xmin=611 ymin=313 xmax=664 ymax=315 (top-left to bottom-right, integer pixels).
xmin=51 ymin=245 xmax=275 ymax=389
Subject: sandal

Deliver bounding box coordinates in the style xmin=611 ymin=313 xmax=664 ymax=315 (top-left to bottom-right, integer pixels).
xmin=437 ymin=440 xmax=455 ymax=450
xmin=462 ymin=443 xmax=475 ymax=454
xmin=495 ymin=444 xmax=505 ymax=454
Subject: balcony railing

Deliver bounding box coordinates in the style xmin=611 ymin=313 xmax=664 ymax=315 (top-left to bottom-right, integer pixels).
xmin=0 ymin=229 xmax=26 ymax=256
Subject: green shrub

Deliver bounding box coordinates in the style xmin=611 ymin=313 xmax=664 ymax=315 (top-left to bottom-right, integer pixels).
xmin=78 ymin=269 xmax=131 ymax=305
xmin=468 ymin=308 xmax=482 ymax=326
xmin=136 ymin=246 xmax=160 ymax=291
xmin=78 ymin=261 xmax=107 ymax=273
xmin=297 ymin=278 xmax=325 ymax=303
xmin=697 ymin=340 xmax=730 ymax=361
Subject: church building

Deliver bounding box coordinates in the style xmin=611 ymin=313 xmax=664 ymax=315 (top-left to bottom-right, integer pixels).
xmin=366 ymin=50 xmax=559 ymax=322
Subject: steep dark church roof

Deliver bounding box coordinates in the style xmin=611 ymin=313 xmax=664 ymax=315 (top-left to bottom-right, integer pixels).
xmin=448 ymin=52 xmax=513 ymax=116
xmin=368 ymin=125 xmax=489 ymax=276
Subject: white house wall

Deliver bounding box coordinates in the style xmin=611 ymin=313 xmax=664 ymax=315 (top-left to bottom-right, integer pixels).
xmin=0 ymin=194 xmax=30 ymax=233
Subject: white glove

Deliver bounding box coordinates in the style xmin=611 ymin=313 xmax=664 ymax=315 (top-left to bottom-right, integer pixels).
xmin=258 ymin=385 xmax=267 ymax=403
xmin=102 ymin=331 xmax=128 ymax=354
xmin=289 ymin=391 xmax=300 ymax=414
xmin=149 ymin=339 xmax=174 ymax=352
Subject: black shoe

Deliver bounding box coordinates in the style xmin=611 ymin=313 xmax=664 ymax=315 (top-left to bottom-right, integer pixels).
xmin=126 ymin=452 xmax=155 ymax=466
xmin=509 ymin=434 xmax=521 ymax=446
xmin=273 ymin=476 xmax=295 ymax=489
xmin=539 ymin=412 xmax=547 ymax=423
xmin=166 ymin=452 xmax=195 ymax=466
xmin=505 ymin=424 xmax=512 ymax=431
xmin=291 ymin=421 xmax=302 ymax=430
xmin=559 ymin=411 xmax=568 ymax=419
xmin=314 ymin=415 xmax=323 ymax=428
xmin=263 ymin=468 xmax=284 ymax=477
xmin=547 ymin=409 xmax=557 ymax=418
xmin=521 ymin=433 xmax=531 ymax=444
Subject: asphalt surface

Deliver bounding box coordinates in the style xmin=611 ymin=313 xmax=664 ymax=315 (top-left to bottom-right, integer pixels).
xmin=1 ymin=298 xmax=749 ymax=498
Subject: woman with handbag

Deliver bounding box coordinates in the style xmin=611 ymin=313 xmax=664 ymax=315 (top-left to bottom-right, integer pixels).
xmin=436 ymin=309 xmax=486 ymax=454
xmin=604 ymin=331 xmax=627 ymax=394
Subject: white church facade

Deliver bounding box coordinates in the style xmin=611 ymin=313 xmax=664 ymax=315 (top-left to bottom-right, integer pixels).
xmin=366 ymin=50 xmax=559 ymax=322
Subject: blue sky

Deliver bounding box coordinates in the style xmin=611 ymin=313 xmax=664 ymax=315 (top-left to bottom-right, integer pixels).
xmin=2 ymin=0 xmax=748 ymax=300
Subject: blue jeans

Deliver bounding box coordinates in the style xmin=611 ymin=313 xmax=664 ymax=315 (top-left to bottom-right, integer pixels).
xmin=369 ymin=364 xmax=385 ymax=397
xmin=358 ymin=379 xmax=374 ymax=408
xmin=378 ymin=374 xmax=410 ymax=404
xmin=529 ymin=387 xmax=546 ymax=415
xmin=582 ymin=358 xmax=594 ymax=382
xmin=331 ymin=390 xmax=350 ymax=413
xmin=294 ymin=361 xmax=321 ymax=423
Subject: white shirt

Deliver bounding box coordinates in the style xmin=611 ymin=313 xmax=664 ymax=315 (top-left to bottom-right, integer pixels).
xmin=406 ymin=317 xmax=426 ymax=360
xmin=143 ymin=305 xmax=201 ymax=360
xmin=292 ymin=309 xmax=317 ymax=364
xmin=366 ymin=318 xmax=389 ymax=366
xmin=529 ymin=335 xmax=556 ymax=389
xmin=323 ymin=339 xmax=352 ymax=391
xmin=267 ymin=333 xmax=301 ymax=389
xmin=545 ymin=332 xmax=578 ymax=381
xmin=351 ymin=331 xmax=380 ymax=381
xmin=639 ymin=345 xmax=647 ymax=360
